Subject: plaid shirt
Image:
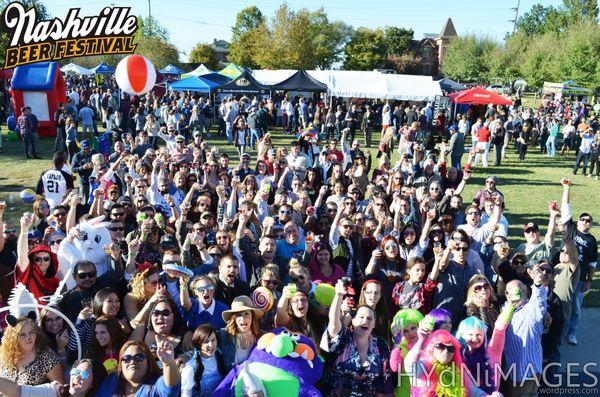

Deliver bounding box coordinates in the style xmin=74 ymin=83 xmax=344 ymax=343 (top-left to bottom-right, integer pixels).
xmin=17 ymin=113 xmax=33 ymax=135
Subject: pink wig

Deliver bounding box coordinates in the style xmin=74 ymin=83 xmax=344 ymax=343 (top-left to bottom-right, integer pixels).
xmin=421 ymin=330 xmax=467 ymax=395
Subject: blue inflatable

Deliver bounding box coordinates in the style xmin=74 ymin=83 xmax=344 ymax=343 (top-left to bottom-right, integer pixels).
xmin=7 ymin=115 xmax=16 ymax=131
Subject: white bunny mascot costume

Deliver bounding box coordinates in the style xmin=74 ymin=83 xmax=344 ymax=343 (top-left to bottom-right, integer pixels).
xmin=56 ymin=216 xmax=113 ymax=293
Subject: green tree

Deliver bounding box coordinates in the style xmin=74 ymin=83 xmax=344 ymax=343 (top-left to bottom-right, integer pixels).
xmin=189 ymin=43 xmax=218 ymax=69
xmin=384 ymin=26 xmax=414 ymax=56
xmin=516 ymin=4 xmax=564 ymax=35
xmin=135 ymin=15 xmax=169 ymax=41
xmin=228 ymin=26 xmax=263 ymax=69
xmin=343 ymin=27 xmax=387 ymax=70
xmin=305 ymin=9 xmax=352 ymax=69
xmin=557 ymin=23 xmax=600 ymax=87
xmin=231 ymin=6 xmax=264 ymax=38
xmin=442 ymin=35 xmax=492 ymax=82
xmin=563 ymin=0 xmax=598 ymax=22
xmin=134 ymin=36 xmax=179 ymax=69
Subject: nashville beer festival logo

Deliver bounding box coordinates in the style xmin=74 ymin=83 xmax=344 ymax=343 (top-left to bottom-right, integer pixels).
xmin=1 ymin=2 xmax=139 ymax=68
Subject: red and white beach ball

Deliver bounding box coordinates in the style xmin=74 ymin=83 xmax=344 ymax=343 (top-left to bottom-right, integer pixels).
xmin=115 ymin=55 xmax=157 ymax=95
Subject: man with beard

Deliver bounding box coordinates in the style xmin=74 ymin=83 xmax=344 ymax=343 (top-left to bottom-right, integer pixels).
xmin=58 ymin=259 xmax=126 ymax=322
xmin=214 ymin=254 xmax=250 ymax=307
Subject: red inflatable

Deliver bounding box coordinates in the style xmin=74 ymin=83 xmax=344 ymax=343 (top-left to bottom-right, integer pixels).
xmin=10 ymin=62 xmax=67 ymax=138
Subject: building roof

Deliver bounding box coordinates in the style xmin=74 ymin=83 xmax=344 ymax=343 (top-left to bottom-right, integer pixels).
xmin=439 ymin=17 xmax=457 ymax=38
xmin=209 ymin=39 xmax=230 ymax=53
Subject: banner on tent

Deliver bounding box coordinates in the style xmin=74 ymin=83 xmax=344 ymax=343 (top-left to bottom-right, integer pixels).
xmin=432 ymin=95 xmax=450 ymax=121
xmin=2 ymin=3 xmax=138 ymax=68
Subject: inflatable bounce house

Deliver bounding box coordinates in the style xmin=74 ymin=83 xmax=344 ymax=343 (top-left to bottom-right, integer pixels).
xmin=10 ymin=62 xmax=67 ymax=137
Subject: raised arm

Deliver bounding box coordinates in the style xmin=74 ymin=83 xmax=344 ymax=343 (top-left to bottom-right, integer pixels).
xmin=274 ymin=285 xmax=293 ymax=328
xmin=16 ymin=213 xmax=35 ymax=273
xmin=156 ymin=337 xmax=181 ymax=387
xmin=327 ymin=280 xmax=346 ymax=338
xmin=545 ymin=203 xmax=559 ymax=249
xmin=179 ymin=276 xmax=191 ymax=313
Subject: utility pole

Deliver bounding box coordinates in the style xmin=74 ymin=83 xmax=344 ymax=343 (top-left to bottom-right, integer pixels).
xmin=510 ymin=0 xmax=521 ymax=33
xmin=148 ymin=0 xmax=152 ymax=36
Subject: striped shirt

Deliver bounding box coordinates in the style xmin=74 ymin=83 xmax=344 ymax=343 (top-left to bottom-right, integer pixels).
xmin=502 ymin=284 xmax=548 ymax=380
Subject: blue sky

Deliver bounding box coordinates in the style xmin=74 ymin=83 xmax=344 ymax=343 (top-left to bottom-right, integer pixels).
xmin=42 ymin=0 xmax=564 ymax=61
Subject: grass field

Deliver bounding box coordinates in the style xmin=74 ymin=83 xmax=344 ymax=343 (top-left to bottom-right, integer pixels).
xmin=1 ymin=127 xmax=599 ymax=306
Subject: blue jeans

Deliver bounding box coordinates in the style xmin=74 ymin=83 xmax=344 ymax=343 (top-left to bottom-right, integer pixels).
xmin=225 ymin=122 xmax=233 ymax=144
xmin=564 ymin=280 xmax=584 ymax=339
xmin=250 ymin=128 xmax=261 ymax=148
xmin=546 ymin=136 xmax=556 ymax=156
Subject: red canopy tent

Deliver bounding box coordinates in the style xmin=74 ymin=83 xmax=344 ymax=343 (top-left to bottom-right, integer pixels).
xmin=449 ymin=86 xmax=513 ymax=105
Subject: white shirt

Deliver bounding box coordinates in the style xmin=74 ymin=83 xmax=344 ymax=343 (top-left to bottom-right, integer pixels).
xmin=41 ymin=169 xmax=68 ymax=209
xmin=197 ymin=299 xmax=216 ymax=315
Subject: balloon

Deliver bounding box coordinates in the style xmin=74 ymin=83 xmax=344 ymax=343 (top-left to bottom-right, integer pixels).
xmin=20 ymin=189 xmax=37 ymax=203
xmin=115 ymin=55 xmax=156 ymax=95
xmin=314 ymin=283 xmax=335 ymax=308
xmin=7 ymin=115 xmax=16 ymax=131
xmin=252 ymin=287 xmax=274 ymax=312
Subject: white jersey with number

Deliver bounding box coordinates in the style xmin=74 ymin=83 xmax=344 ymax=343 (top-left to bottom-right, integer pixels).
xmin=41 ymin=169 xmax=68 ymax=209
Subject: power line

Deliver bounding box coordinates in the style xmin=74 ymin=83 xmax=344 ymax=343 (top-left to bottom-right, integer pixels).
xmin=510 ymin=0 xmax=521 ymax=33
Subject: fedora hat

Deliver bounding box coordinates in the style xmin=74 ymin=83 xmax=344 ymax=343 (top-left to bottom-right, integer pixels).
xmin=222 ymin=295 xmax=264 ymax=322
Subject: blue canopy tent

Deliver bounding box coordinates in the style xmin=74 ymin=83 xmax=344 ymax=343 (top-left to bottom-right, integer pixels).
xmin=438 ymin=78 xmax=465 ymax=93
xmin=159 ymin=64 xmax=184 ymax=75
xmin=168 ymin=76 xmax=220 ymax=93
xmin=92 ymin=63 xmax=115 ymax=74
xmin=200 ymin=72 xmax=231 ymax=86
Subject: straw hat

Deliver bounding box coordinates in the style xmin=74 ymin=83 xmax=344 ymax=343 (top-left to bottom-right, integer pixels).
xmin=222 ymin=296 xmax=264 ymax=322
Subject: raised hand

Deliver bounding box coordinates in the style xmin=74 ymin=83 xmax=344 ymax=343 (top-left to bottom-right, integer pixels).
xmin=155 ymin=335 xmax=175 ymax=365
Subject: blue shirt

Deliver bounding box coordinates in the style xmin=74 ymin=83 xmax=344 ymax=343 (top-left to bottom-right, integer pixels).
xmin=184 ymin=298 xmax=228 ymax=330
xmin=502 ymin=284 xmax=548 ymax=380
xmin=275 ymin=239 xmax=306 ymax=263
xmin=94 ymin=374 xmax=181 ymax=397
xmin=79 ymin=107 xmax=95 ymax=125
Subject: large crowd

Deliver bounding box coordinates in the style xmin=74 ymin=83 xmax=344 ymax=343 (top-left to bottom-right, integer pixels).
xmin=0 ymin=75 xmax=598 ymax=397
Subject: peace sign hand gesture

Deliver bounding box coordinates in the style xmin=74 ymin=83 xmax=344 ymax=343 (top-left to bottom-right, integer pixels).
xmin=155 ymin=335 xmax=176 ymax=366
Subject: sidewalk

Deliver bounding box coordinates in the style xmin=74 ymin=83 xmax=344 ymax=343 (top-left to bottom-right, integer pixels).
xmin=560 ymin=308 xmax=600 ymax=368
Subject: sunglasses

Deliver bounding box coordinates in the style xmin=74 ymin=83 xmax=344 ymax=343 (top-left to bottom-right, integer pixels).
xmin=524 ymin=228 xmax=537 ymax=234
xmin=326 ymin=208 xmax=337 ymax=213
xmin=262 ymin=279 xmax=278 ymax=286
xmin=579 ymin=218 xmax=592 ymax=223
xmin=111 ymin=212 xmax=125 ymax=217
xmin=290 ymin=274 xmax=306 ymax=282
xmin=50 ymin=239 xmax=63 ymax=246
xmin=77 ymin=271 xmax=97 ymax=279
xmin=341 ymin=224 xmax=354 ymax=229
xmin=536 ymin=267 xmax=552 ymax=274
xmin=473 ymin=284 xmax=490 ymax=292
xmin=434 ymin=343 xmax=456 ymax=353
xmin=466 ymin=211 xmax=479 ymax=216
xmin=194 ymin=286 xmax=215 ymax=293
xmin=279 ymin=210 xmax=292 ymax=215
xmin=454 ymin=246 xmax=469 ymax=252
xmin=151 ymin=309 xmax=172 ymax=317
xmin=193 ymin=227 xmax=205 ymax=233
xmin=3 ymin=228 xmax=16 ymax=234
xmin=121 ymin=353 xmax=146 ymax=364
xmin=34 ymin=256 xmax=51 ymax=263
xmin=53 ymin=212 xmax=67 ymax=217
xmin=108 ymin=226 xmax=125 ymax=232
xmin=70 ymin=368 xmax=90 ymax=380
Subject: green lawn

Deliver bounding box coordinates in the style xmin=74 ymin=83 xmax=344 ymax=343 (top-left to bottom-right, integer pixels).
xmin=1 ymin=127 xmax=599 ymax=305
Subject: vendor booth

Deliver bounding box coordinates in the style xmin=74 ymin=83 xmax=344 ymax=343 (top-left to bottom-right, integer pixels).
xmin=10 ymin=61 xmax=67 ymax=137
xmin=92 ymin=63 xmax=116 ymax=74
xmin=215 ymin=69 xmax=269 ymax=101
xmin=168 ymin=76 xmax=220 ymax=93
xmin=218 ymin=63 xmax=244 ymax=79
xmin=270 ymin=70 xmax=327 ymax=92
xmin=542 ymin=81 xmax=591 ymax=100
xmin=449 ymin=86 xmax=513 ymax=105
xmin=181 ymin=64 xmax=212 ymax=79
xmin=60 ymin=63 xmax=94 ymax=76
xmin=159 ymin=64 xmax=184 ymax=76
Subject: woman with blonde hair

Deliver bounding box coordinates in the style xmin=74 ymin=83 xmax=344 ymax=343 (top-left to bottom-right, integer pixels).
xmin=0 ymin=313 xmax=65 ymax=386
xmin=216 ymin=295 xmax=263 ymax=372
xmin=465 ymin=274 xmax=500 ymax=338
xmin=123 ymin=264 xmax=162 ymax=327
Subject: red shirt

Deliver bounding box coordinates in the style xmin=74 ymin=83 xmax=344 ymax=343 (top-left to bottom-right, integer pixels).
xmin=477 ymin=127 xmax=491 ymax=143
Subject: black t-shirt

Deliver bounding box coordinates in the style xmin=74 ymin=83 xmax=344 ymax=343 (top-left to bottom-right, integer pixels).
xmin=565 ymin=219 xmax=598 ymax=281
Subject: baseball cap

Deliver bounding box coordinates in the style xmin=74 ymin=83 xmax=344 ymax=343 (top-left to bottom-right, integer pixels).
xmin=193 ymin=130 xmax=201 ymax=137
xmin=159 ymin=234 xmax=177 ymax=249
xmin=524 ymin=222 xmax=539 ymax=232
xmin=81 ymin=140 xmax=91 ymax=148
xmin=241 ymin=153 xmax=251 ymax=160
xmin=267 ymin=149 xmax=276 ymax=156
xmin=200 ymin=211 xmax=214 ymax=219
xmin=175 ymin=135 xmax=185 ymax=142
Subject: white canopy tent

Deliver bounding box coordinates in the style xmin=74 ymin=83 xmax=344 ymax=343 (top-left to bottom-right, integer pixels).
xmin=60 ymin=63 xmax=94 ymax=76
xmin=252 ymin=69 xmax=441 ymax=101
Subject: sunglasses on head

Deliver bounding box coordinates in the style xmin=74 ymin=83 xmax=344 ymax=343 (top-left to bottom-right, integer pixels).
xmin=34 ymin=256 xmax=51 ymax=263
xmin=152 ymin=309 xmax=172 ymax=317
xmin=434 ymin=343 xmax=456 ymax=353
xmin=121 ymin=353 xmax=146 ymax=364
xmin=77 ymin=271 xmax=96 ymax=279
xmin=70 ymin=368 xmax=90 ymax=380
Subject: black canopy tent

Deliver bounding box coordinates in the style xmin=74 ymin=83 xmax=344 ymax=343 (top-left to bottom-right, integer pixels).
xmin=215 ymin=69 xmax=269 ymax=97
xmin=270 ymin=69 xmax=327 ymax=92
